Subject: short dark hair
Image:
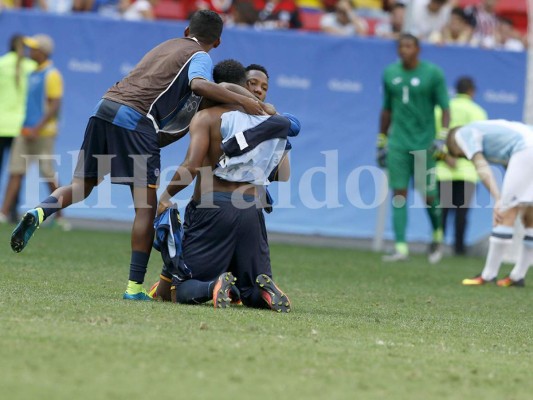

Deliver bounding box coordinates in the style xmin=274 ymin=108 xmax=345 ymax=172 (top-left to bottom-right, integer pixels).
xmin=245 ymin=63 xmax=269 ymax=79
xmin=392 ymin=3 xmax=405 ymax=11
xmin=499 ymin=17 xmax=514 ymax=27
xmin=213 ymin=59 xmax=246 ymax=86
xmin=9 ymin=34 xmax=23 ymax=52
xmin=398 ymin=33 xmax=419 ymax=47
xmin=455 ymin=76 xmax=475 ymax=94
xmin=189 ymin=10 xmax=224 ymax=44
xmin=451 ymin=7 xmax=467 ymax=22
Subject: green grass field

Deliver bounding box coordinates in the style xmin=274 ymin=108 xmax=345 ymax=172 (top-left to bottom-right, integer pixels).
xmin=1 ymin=224 xmax=532 ymax=400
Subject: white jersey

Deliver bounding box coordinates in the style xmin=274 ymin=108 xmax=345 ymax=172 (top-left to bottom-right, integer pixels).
xmin=455 ymin=120 xmax=533 ymax=165
xmin=215 ymin=111 xmax=287 ymax=185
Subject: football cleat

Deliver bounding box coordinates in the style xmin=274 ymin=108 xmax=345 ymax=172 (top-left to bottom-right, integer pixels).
xmin=148 ymin=281 xmax=160 ymax=299
xmin=256 ymin=274 xmax=291 ymax=313
xmin=123 ymin=288 xmax=152 ymax=301
xmin=229 ymin=284 xmax=242 ymax=306
xmin=123 ymin=281 xmax=152 ymax=301
xmin=212 ymin=272 xmax=236 ymax=309
xmin=462 ymin=274 xmax=496 ymax=286
xmin=382 ymin=251 xmax=408 ymax=262
xmin=496 ymin=276 xmax=525 ymax=288
xmin=428 ymin=242 xmax=443 ymax=264
xmin=11 ymin=209 xmax=42 ymax=253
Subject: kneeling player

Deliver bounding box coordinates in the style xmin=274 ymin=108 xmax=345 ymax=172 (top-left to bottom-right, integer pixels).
xmin=156 ymin=60 xmax=294 ymax=311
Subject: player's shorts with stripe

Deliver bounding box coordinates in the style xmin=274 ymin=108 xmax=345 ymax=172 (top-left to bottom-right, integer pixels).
xmin=182 ymin=192 xmax=272 ymax=303
xmin=73 ymin=99 xmax=160 ymax=188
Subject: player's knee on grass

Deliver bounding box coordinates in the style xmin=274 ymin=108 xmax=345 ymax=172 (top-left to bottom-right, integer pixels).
xmin=173 ymin=279 xmax=212 ymax=305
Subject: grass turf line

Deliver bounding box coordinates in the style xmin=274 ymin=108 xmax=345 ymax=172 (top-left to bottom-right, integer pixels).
xmin=0 ymin=224 xmax=532 ymax=400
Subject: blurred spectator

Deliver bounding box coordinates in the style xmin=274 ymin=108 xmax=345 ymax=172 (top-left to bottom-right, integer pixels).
xmin=0 ymin=35 xmax=37 ymax=224
xmin=374 ymin=2 xmax=404 ymax=39
xmin=489 ymin=18 xmax=525 ymax=52
xmin=36 ymin=0 xmax=75 ymax=14
xmin=428 ymin=7 xmax=473 ymax=46
xmin=320 ymin=0 xmax=368 ymax=36
xmin=0 ymin=0 xmax=19 ymax=8
xmin=120 ymin=0 xmax=156 ymax=20
xmin=436 ymin=76 xmax=487 ymax=255
xmin=1 ymin=34 xmax=68 ymax=228
xmin=226 ymin=0 xmax=259 ymax=26
xmin=465 ymin=0 xmax=498 ymax=48
xmin=193 ymin=0 xmax=233 ymax=20
xmin=92 ymin=0 xmax=121 ymax=17
xmin=403 ymin=0 xmax=451 ymax=40
xmin=382 ymin=0 xmax=406 ymax=12
xmin=255 ymin=0 xmax=302 ymax=29
xmin=72 ymin=0 xmax=94 ymax=11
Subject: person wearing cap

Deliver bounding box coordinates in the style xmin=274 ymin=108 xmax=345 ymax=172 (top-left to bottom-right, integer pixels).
xmin=9 ymin=10 xmax=270 ymax=302
xmin=1 ymin=34 xmax=68 ymax=228
xmin=0 ymin=34 xmax=37 ymax=224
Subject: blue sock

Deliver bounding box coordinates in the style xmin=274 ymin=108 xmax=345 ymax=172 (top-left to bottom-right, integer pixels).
xmin=174 ymin=279 xmax=214 ymax=304
xmin=129 ymin=251 xmax=150 ymax=284
xmin=37 ymin=196 xmax=61 ymax=221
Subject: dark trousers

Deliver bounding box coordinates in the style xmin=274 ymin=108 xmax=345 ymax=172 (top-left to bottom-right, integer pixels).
xmin=439 ymin=180 xmax=476 ymax=255
xmin=0 ymin=136 xmax=18 ymax=222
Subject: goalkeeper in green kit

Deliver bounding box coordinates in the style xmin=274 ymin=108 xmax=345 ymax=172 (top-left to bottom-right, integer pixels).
xmin=377 ymin=33 xmax=450 ymax=263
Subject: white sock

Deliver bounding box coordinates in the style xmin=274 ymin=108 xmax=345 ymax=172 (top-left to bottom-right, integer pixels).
xmin=509 ymin=228 xmax=533 ymax=281
xmin=481 ymin=226 xmax=514 ymax=281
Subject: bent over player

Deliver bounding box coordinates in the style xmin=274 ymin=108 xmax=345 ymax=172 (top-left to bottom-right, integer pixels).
xmin=447 ymin=120 xmax=533 ymax=287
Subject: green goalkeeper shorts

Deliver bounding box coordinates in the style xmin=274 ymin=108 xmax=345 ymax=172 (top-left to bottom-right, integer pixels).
xmin=387 ymin=147 xmax=438 ymax=197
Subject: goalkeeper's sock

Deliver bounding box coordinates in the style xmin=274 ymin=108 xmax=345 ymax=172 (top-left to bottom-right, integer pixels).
xmin=392 ymin=194 xmax=407 ymax=244
xmin=426 ymin=196 xmax=442 ymax=234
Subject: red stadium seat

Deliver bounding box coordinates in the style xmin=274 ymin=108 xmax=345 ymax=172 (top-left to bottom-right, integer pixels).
xmin=300 ymin=9 xmax=324 ymax=31
xmin=154 ymin=0 xmax=187 ymax=21
xmin=365 ymin=18 xmax=379 ymax=36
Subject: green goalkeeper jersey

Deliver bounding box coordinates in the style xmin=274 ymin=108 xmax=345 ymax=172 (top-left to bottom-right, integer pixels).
xmin=382 ymin=61 xmax=449 ymax=151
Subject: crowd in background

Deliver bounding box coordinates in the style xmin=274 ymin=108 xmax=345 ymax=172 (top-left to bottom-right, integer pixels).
xmin=0 ymin=0 xmax=527 ymax=51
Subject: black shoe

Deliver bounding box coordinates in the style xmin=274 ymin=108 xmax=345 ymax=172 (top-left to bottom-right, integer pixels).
xmin=213 ymin=272 xmax=236 ymax=308
xmin=256 ymin=274 xmax=291 ymax=313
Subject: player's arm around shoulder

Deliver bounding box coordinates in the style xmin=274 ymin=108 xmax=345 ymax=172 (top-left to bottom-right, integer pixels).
xmin=186 ymin=110 xmax=212 ymax=171
xmin=158 ymin=111 xmax=211 ymax=212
